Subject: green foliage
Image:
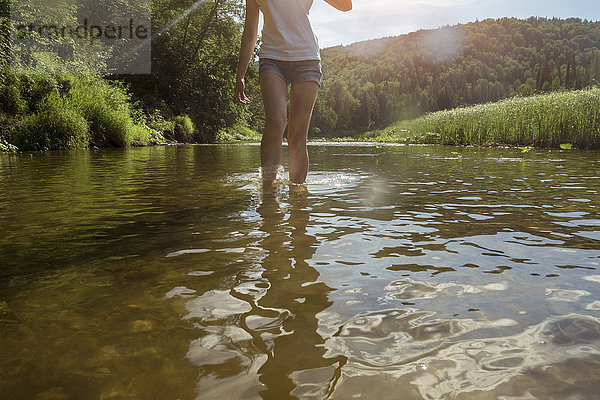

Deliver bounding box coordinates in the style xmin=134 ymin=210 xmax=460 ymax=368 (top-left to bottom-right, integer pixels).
xmin=18 ymin=73 xmax=61 ymax=112
xmin=1 ymin=71 xmax=156 ymax=150
xmin=15 ymin=94 xmax=90 ymax=151
xmin=128 ymin=124 xmax=152 ymax=145
xmin=0 ymin=110 xmax=18 ymax=152
xmin=0 ymin=0 xmax=9 ymax=73
xmin=173 ymin=114 xmax=195 ymax=134
xmin=132 ymin=108 xmax=173 ymax=135
xmin=5 ymin=0 xmax=152 ymax=74
xmin=362 ymin=88 xmax=600 ymax=149
xmin=215 ymin=124 xmax=261 ymax=141
xmin=0 ymin=137 xmax=17 ymax=151
xmin=129 ymin=107 xmax=168 ymax=144
xmin=313 ymin=17 xmax=600 ymax=136
xmin=122 ymin=0 xmax=253 ymax=141
xmin=145 ymin=127 xmax=166 ymax=145
xmin=92 ymin=106 xmax=133 ymax=147
xmin=8 ymin=0 xmax=109 ymax=74
xmin=8 ymin=10 xmax=600 ymax=146
xmin=148 ymin=113 xmax=174 ymax=134
xmin=67 ymin=75 xmax=142 ymax=147
xmin=0 ymin=74 xmax=27 ymax=114
xmin=560 ymin=143 xmax=573 ymax=150
xmin=82 ymin=104 xmax=136 ymax=147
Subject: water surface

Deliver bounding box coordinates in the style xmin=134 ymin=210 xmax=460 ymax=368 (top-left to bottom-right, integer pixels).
xmin=1 ymin=144 xmax=599 ymax=399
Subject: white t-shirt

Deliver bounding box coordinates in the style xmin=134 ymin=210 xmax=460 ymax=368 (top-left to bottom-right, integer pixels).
xmin=256 ymin=0 xmax=321 ymax=61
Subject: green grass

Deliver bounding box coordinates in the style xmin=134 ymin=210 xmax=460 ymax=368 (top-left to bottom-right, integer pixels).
xmin=215 ymin=124 xmax=262 ymax=141
xmin=67 ymin=75 xmax=143 ymax=147
xmin=0 ymin=72 xmax=163 ymax=151
xmin=0 ymin=115 xmax=18 ymax=151
xmin=172 ymin=115 xmax=195 ymax=134
xmin=361 ymin=88 xmax=600 ymax=149
xmin=14 ymin=94 xmax=90 ymax=151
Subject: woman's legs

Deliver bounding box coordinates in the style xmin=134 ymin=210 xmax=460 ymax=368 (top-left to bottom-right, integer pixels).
xmin=288 ymin=81 xmax=319 ymax=184
xmin=260 ymin=69 xmax=320 ymax=186
xmin=260 ymin=73 xmax=288 ymax=184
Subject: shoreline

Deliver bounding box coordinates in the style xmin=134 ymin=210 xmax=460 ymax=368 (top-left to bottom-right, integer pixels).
xmin=3 ymin=88 xmax=600 ymax=152
xmin=4 ymin=140 xmax=594 ymax=155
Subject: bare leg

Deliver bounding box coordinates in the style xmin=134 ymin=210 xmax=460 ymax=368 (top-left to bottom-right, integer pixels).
xmin=288 ymin=80 xmax=320 ymax=184
xmin=260 ymin=73 xmax=288 ymax=186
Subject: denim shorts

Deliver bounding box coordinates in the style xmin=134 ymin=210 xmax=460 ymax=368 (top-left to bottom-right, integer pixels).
xmin=259 ymin=58 xmax=323 ymax=87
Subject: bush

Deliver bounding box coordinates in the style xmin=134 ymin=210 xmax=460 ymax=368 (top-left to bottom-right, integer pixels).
xmin=18 ymin=73 xmax=60 ymax=112
xmin=0 ymin=137 xmax=17 ymax=152
xmin=0 ymin=74 xmax=27 ymax=114
xmin=172 ymin=114 xmax=195 ymax=134
xmin=15 ymin=95 xmax=90 ymax=151
xmin=215 ymin=124 xmax=262 ymax=141
xmin=0 ymin=112 xmax=18 ymax=151
xmin=68 ymin=75 xmax=137 ymax=147
xmin=2 ymin=71 xmax=168 ymax=150
xmin=132 ymin=107 xmax=173 ymax=135
xmin=146 ymin=127 xmax=166 ymax=145
xmin=129 ymin=106 xmax=167 ymax=145
xmin=127 ymin=124 xmax=151 ymax=145
xmin=79 ymin=101 xmax=132 ymax=147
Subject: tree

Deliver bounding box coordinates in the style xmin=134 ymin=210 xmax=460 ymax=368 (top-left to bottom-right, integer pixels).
xmin=123 ymin=0 xmax=251 ymax=140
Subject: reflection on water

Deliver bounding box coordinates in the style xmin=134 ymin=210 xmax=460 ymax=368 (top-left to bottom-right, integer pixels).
xmin=1 ymin=144 xmax=599 ymax=399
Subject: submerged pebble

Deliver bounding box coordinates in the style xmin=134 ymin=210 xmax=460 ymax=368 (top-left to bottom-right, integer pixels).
xmin=128 ymin=320 xmax=154 ymax=333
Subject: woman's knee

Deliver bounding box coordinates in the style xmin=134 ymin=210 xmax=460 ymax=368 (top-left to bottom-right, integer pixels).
xmin=287 ymin=129 xmax=308 ymax=148
xmin=265 ymin=114 xmax=288 ymax=132
xmin=287 ymin=120 xmax=309 ymax=139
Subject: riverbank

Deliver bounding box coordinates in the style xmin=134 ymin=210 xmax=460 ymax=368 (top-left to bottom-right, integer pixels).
xmin=0 ymin=72 xmax=201 ymax=152
xmin=354 ymin=88 xmax=600 ymax=149
xmin=0 ymin=71 xmax=265 ymax=152
xmin=4 ymin=76 xmax=599 ymax=152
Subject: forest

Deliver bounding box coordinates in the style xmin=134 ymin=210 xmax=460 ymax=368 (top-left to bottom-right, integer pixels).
xmin=312 ymin=17 xmax=600 ymax=136
xmin=0 ymin=0 xmax=258 ymax=150
xmin=2 ymin=0 xmax=600 ymax=149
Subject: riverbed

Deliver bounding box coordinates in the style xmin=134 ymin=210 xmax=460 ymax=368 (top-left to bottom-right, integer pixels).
xmin=1 ymin=143 xmax=599 ymax=399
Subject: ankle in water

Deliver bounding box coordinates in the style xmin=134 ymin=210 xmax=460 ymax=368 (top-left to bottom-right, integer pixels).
xmin=260 ymin=165 xmax=284 ymax=183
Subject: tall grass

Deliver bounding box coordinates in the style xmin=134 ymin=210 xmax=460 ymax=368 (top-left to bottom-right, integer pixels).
xmin=67 ymin=75 xmax=140 ymax=147
xmin=16 ymin=97 xmax=90 ymax=151
xmin=364 ymin=88 xmax=600 ymax=149
xmin=0 ymin=72 xmax=161 ymax=150
xmin=215 ymin=124 xmax=262 ymax=141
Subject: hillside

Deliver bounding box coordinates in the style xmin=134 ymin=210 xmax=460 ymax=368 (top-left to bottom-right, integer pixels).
xmin=311 ymin=17 xmax=600 ymax=136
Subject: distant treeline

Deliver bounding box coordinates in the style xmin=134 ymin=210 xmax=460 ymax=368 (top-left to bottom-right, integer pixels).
xmin=311 ymin=17 xmax=600 ymax=136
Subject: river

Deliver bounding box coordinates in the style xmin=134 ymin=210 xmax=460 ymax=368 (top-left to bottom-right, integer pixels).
xmin=1 ymin=143 xmax=599 ymax=399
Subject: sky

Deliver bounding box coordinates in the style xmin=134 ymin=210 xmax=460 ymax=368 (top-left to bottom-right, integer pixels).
xmin=298 ymin=0 xmax=600 ymax=49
